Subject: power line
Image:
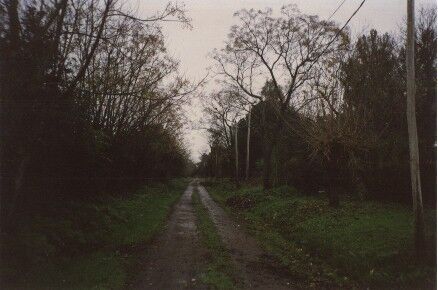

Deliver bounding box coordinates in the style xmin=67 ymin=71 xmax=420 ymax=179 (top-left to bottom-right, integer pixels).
xmin=308 ymin=0 xmax=350 ymax=57
xmin=309 ymin=0 xmax=366 ymax=66
xmin=275 ymin=0 xmax=368 ymax=142
xmin=328 ymin=0 xmax=349 ymax=21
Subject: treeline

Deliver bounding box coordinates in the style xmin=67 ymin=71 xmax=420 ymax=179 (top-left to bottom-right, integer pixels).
xmin=198 ymin=6 xmax=436 ymax=205
xmin=0 ymin=0 xmax=192 ymax=231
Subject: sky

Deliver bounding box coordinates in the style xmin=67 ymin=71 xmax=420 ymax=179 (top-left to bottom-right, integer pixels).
xmin=128 ymin=0 xmax=435 ymax=162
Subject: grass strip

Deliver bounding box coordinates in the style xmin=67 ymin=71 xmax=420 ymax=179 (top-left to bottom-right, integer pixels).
xmin=192 ymin=187 xmax=238 ymax=290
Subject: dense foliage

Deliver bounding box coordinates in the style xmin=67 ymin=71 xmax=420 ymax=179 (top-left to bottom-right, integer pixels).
xmin=200 ymin=6 xmax=436 ymax=205
xmin=0 ymin=1 xmax=195 ymax=286
xmin=2 ymin=180 xmax=187 ymax=288
xmin=0 ymin=0 xmax=192 ymax=232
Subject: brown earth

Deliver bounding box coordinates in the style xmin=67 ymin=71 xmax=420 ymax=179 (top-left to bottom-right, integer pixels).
xmin=197 ymin=183 xmax=294 ymax=289
xmin=130 ymin=180 xmax=295 ymax=289
xmin=129 ymin=182 xmax=208 ymax=290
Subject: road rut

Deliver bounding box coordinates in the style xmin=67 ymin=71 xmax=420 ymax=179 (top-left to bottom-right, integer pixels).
xmin=131 ymin=183 xmax=207 ymax=289
xmin=131 ymin=181 xmax=295 ymax=289
xmin=197 ymin=184 xmax=293 ymax=289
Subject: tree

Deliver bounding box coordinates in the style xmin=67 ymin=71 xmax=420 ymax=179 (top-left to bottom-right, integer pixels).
xmin=340 ymin=29 xmax=407 ymax=201
xmin=0 ymin=0 xmax=192 ymax=229
xmin=246 ymin=105 xmax=252 ymax=180
xmin=212 ymin=5 xmax=349 ymax=189
xmin=201 ymin=90 xmax=243 ymax=180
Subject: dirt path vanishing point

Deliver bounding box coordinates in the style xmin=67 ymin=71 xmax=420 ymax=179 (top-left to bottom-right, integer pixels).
xmin=131 ymin=180 xmax=294 ymax=289
xmin=197 ymin=183 xmax=294 ymax=290
xmin=130 ymin=182 xmax=208 ymax=290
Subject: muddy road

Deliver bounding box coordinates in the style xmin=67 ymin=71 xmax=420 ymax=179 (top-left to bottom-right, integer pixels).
xmin=131 ymin=181 xmax=293 ymax=289
xmin=197 ymin=184 xmax=293 ymax=289
xmin=131 ymin=183 xmax=208 ymax=289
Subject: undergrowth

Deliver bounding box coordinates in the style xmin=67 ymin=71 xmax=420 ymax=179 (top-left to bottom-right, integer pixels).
xmin=1 ymin=179 xmax=188 ymax=289
xmin=204 ymin=181 xmax=436 ymax=289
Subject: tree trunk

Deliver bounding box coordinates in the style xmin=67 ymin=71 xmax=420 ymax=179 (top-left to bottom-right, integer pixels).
xmin=6 ymin=0 xmax=21 ymax=48
xmin=215 ymin=148 xmax=218 ymax=178
xmin=273 ymin=145 xmax=278 ymax=187
xmin=234 ymin=124 xmax=239 ymax=187
xmin=354 ymin=171 xmax=367 ymax=201
xmin=329 ymin=195 xmax=340 ymax=207
xmin=5 ymin=148 xmax=30 ymax=230
xmin=261 ymin=101 xmax=272 ymax=190
xmin=326 ymin=155 xmax=339 ymax=207
xmin=407 ymin=0 xmax=426 ymax=258
xmin=328 ymin=186 xmax=340 ymax=207
xmin=261 ymin=100 xmax=281 ymax=190
xmin=326 ymin=141 xmax=344 ymax=208
xmin=263 ymin=141 xmax=274 ymax=190
xmin=246 ymin=107 xmax=251 ymax=181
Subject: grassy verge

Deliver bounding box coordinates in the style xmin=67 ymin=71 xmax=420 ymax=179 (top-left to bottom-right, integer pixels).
xmin=203 ymin=181 xmax=436 ymax=289
xmin=192 ymin=187 xmax=238 ymax=289
xmin=2 ymin=179 xmax=188 ymax=289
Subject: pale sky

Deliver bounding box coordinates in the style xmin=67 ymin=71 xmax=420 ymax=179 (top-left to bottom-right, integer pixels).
xmin=129 ymin=0 xmax=435 ymax=162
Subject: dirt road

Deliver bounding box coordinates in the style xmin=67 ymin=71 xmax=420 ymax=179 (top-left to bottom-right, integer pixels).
xmin=131 ymin=181 xmax=293 ymax=289
xmin=131 ymin=182 xmax=208 ymax=289
xmin=197 ymin=184 xmax=293 ymax=289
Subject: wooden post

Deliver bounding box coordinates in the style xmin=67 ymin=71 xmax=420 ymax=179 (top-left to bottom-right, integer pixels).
xmin=246 ymin=107 xmax=251 ymax=181
xmin=406 ymin=0 xmax=426 ymax=258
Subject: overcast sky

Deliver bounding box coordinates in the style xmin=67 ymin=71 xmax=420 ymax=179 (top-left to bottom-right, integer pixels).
xmin=129 ymin=0 xmax=435 ymax=162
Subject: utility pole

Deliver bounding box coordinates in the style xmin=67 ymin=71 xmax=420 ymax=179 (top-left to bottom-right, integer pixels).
xmin=234 ymin=123 xmax=239 ymax=187
xmin=246 ymin=106 xmax=251 ymax=181
xmin=406 ymin=0 xmax=425 ymax=258
xmin=215 ymin=147 xmax=218 ymax=178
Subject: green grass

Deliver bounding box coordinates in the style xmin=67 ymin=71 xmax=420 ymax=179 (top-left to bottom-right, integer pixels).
xmin=204 ymin=181 xmax=436 ymax=289
xmin=2 ymin=179 xmax=188 ymax=289
xmin=192 ymin=187 xmax=238 ymax=289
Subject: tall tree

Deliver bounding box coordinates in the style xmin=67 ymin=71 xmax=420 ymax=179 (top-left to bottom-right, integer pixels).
xmin=212 ymin=5 xmax=349 ymax=189
xmin=0 ymin=0 xmax=192 ymax=228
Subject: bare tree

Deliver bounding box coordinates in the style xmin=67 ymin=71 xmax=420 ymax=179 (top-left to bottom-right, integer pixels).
xmin=234 ymin=122 xmax=239 ymax=186
xmin=212 ymin=5 xmax=349 ymax=189
xmin=0 ymin=0 xmax=193 ymax=225
xmin=246 ymin=105 xmax=251 ymax=180
xmin=202 ymin=90 xmax=243 ymax=179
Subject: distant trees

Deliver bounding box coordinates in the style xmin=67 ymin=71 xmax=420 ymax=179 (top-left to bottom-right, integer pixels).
xmin=0 ymin=0 xmax=193 ymax=230
xmin=200 ymin=90 xmax=242 ymax=180
xmin=413 ymin=7 xmax=437 ymax=202
xmin=212 ymin=5 xmax=348 ymax=189
xmin=201 ymin=5 xmax=436 ymax=206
